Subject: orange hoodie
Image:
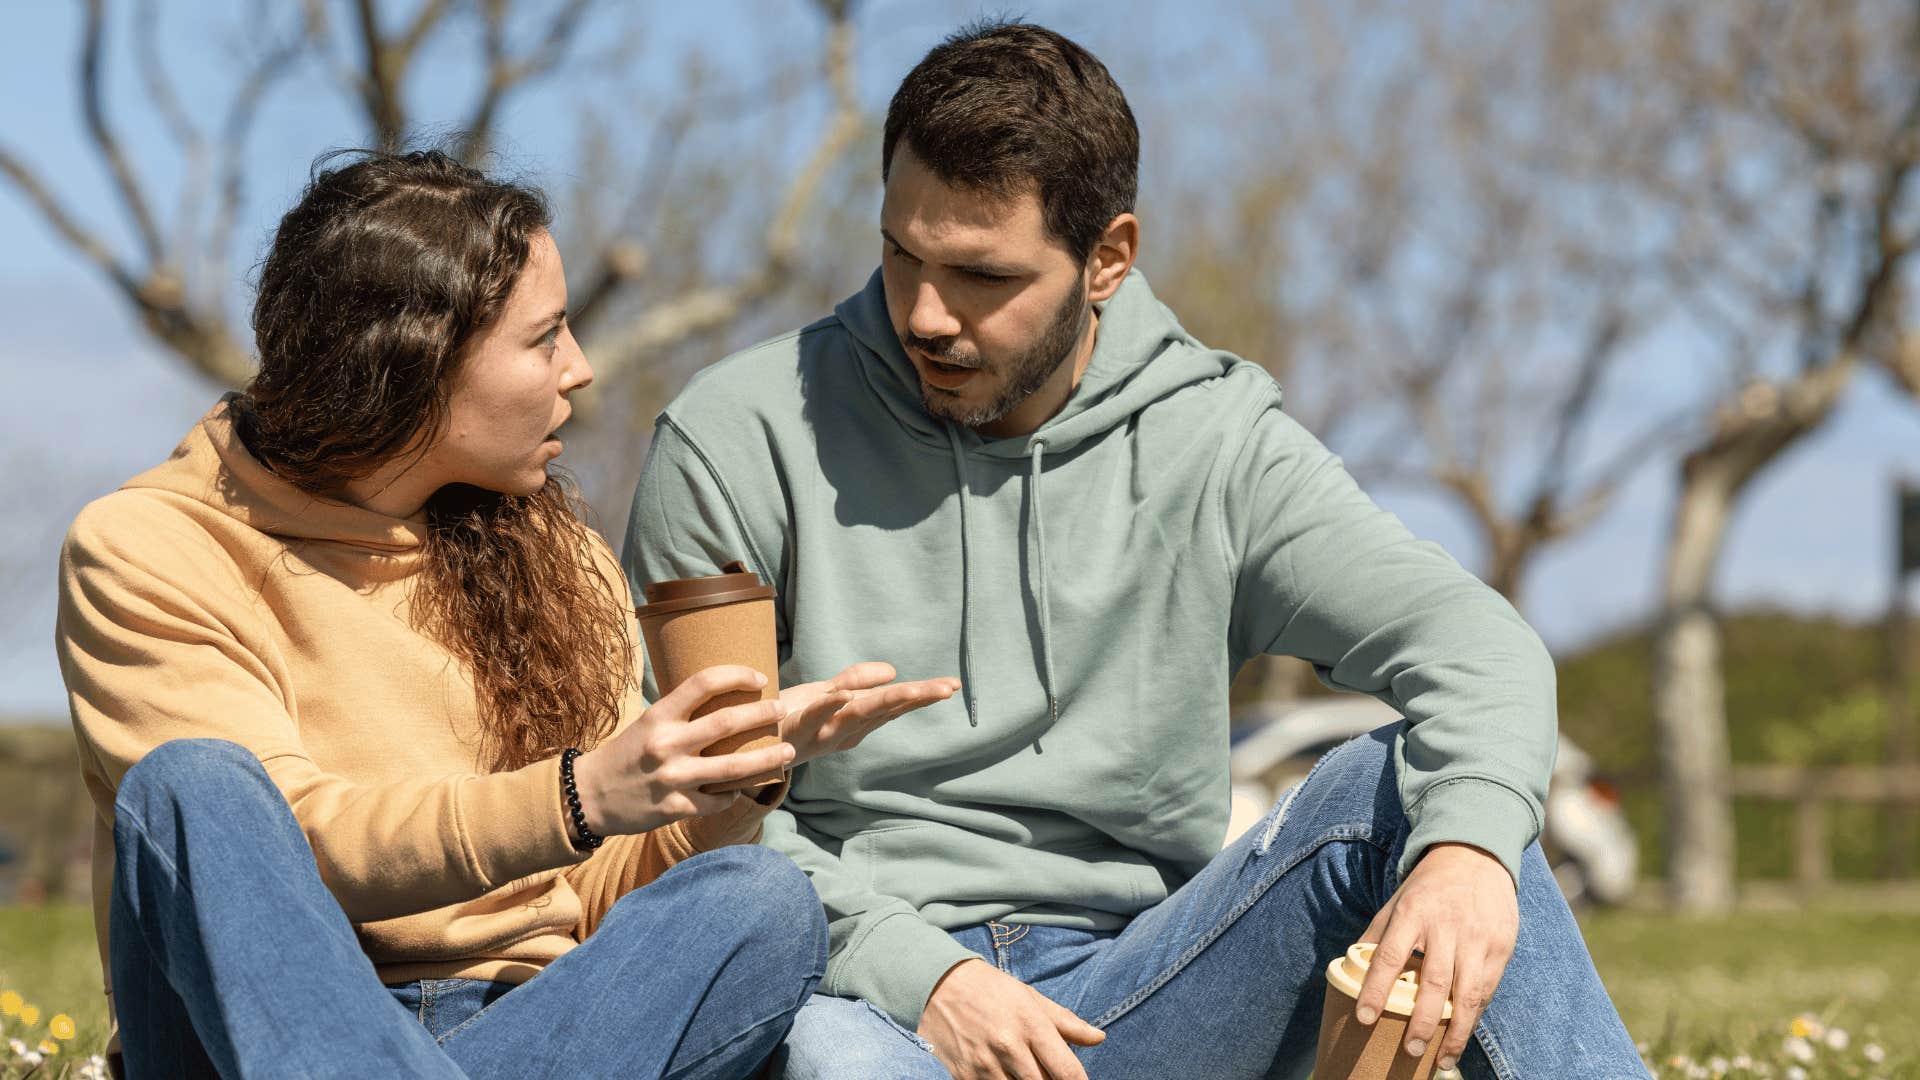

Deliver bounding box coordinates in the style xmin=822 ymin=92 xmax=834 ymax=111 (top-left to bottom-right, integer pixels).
xmin=55 ymin=397 xmax=781 ymax=1025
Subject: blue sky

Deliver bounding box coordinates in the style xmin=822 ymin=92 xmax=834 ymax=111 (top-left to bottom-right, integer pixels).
xmin=3 ymin=1 xmax=1919 ymax=719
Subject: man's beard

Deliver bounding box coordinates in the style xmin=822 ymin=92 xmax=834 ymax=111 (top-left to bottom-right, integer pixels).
xmin=904 ymin=279 xmax=1091 ymax=430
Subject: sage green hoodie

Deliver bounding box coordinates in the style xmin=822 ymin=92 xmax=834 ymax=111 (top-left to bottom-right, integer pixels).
xmin=623 ymin=269 xmax=1556 ymax=1028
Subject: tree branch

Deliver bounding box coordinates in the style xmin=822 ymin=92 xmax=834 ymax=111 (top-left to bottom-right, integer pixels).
xmin=457 ymin=0 xmax=593 ymax=164
xmin=593 ymin=1 xmax=865 ymax=383
xmin=80 ymin=0 xmax=165 ymax=264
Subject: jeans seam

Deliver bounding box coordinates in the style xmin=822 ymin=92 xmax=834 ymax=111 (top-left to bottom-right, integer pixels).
xmin=420 ymin=979 xmax=437 ymax=1034
xmin=1088 ymin=824 xmax=1386 ymax=1031
xmin=1473 ymin=1014 xmax=1519 ymax=1079
xmin=432 ymin=983 xmax=493 ymax=1044
xmin=116 ymin=808 xmax=184 ymax=885
xmin=663 ymin=972 xmax=827 ymax=1080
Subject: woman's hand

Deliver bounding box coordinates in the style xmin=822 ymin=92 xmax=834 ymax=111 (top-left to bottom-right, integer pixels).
xmin=571 ymin=665 xmax=795 ymax=837
xmin=779 ymin=662 xmax=960 ymax=766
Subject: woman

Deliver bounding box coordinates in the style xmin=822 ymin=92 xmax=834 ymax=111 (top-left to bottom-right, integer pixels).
xmin=54 ymin=149 xmax=957 ymax=1078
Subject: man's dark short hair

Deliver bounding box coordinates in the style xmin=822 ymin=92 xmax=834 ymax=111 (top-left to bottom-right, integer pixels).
xmin=883 ymin=20 xmax=1139 ymax=264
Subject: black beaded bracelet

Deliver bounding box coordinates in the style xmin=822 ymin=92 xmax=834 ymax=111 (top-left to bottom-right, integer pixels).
xmin=559 ymin=748 xmax=603 ymax=852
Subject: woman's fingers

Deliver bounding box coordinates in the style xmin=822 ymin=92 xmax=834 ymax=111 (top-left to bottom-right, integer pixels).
xmin=657 ymin=664 xmax=767 ymax=719
xmin=681 ymin=741 xmax=795 ymax=786
xmin=679 ymin=696 xmax=787 ymax=752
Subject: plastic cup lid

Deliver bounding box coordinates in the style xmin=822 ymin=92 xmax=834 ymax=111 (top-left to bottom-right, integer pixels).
xmin=1325 ymin=942 xmax=1454 ymax=1021
xmin=636 ymin=560 xmax=776 ymax=616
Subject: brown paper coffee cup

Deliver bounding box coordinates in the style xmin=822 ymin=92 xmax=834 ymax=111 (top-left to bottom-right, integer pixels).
xmin=1314 ymin=942 xmax=1453 ymax=1080
xmin=635 ymin=561 xmax=784 ymax=795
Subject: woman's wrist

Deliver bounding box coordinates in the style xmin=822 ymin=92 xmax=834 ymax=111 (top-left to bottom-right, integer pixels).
xmin=560 ymin=748 xmax=607 ymax=851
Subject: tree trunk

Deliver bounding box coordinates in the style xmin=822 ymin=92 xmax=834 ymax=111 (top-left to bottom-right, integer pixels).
xmin=1652 ymin=466 xmax=1739 ymax=911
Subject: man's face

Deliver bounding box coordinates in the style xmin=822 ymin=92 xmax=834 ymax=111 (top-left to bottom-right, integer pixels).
xmin=879 ymin=147 xmax=1091 ymax=432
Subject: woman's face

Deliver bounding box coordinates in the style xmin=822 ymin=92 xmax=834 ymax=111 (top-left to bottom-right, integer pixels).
xmin=432 ymin=229 xmax=592 ymax=497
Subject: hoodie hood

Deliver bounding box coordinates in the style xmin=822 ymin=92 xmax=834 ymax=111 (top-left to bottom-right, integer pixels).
xmin=124 ymin=393 xmax=429 ymax=555
xmin=831 ymin=268 xmax=1239 ymax=738
xmin=833 ymin=268 xmax=1241 ymax=458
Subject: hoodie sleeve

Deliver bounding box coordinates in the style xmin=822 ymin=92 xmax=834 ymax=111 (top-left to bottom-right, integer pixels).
xmin=1221 ymin=392 xmax=1557 ymax=886
xmin=626 ymin=414 xmax=978 ymax=1027
xmin=57 ymin=496 xmax=588 ymax=923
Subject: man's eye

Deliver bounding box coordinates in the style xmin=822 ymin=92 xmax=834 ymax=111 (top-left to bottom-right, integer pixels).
xmin=968 ymin=271 xmax=1011 ymax=286
xmin=888 ymin=241 xmax=920 ymax=264
xmin=540 ymin=325 xmax=562 ymax=348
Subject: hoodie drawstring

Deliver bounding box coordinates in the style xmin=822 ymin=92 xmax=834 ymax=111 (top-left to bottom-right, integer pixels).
xmin=945 ymin=426 xmax=980 ymax=727
xmin=1028 ymin=438 xmax=1059 ymax=748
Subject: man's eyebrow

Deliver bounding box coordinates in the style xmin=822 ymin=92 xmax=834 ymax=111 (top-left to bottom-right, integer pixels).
xmin=881 ymin=228 xmax=1024 ymax=278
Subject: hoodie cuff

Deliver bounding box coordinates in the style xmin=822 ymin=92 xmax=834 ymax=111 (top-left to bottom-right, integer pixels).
xmin=456 ymin=755 xmax=587 ymax=887
xmin=665 ymin=776 xmax=791 ymax=858
xmin=1397 ymin=777 xmax=1540 ymax=888
xmin=825 ymin=911 xmax=982 ymax=1029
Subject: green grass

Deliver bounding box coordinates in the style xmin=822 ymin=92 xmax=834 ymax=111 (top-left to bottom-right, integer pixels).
xmin=0 ymin=904 xmax=106 ymax=1075
xmin=2 ymin=899 xmax=1916 ymax=1076
xmin=1584 ymin=901 xmax=1918 ymax=1077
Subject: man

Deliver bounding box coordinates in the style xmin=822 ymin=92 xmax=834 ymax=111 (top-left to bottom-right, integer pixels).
xmin=624 ymin=20 xmax=1644 ymax=1079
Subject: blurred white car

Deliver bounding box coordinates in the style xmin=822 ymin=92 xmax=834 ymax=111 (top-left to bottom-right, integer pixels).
xmin=1227 ymin=696 xmax=1638 ymax=906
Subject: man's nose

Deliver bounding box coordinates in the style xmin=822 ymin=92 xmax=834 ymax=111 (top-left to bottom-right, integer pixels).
xmin=907 ymin=281 xmax=961 ymax=342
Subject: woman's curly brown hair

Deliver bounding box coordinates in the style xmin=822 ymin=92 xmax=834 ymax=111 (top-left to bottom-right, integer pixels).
xmin=231 ymin=148 xmax=631 ymax=771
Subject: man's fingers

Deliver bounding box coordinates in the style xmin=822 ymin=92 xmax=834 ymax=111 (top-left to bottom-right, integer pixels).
xmin=1402 ymin=935 xmax=1454 ymax=1058
xmin=1039 ymin=993 xmax=1106 ymax=1047
xmin=1356 ymin=919 xmax=1420 ymax=1025
xmin=1437 ymin=954 xmax=1492 ymax=1070
xmin=828 ymin=661 xmax=897 ymax=691
xmin=1029 ymin=1030 xmax=1090 ymax=1080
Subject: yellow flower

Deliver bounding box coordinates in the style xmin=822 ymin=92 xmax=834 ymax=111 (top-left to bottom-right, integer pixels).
xmin=0 ymin=991 xmax=19 ymax=1017
xmin=18 ymin=1005 xmax=39 ymax=1028
xmin=49 ymin=1015 xmax=75 ymax=1040
xmin=1788 ymin=1014 xmax=1823 ymax=1039
xmin=36 ymin=1039 xmax=56 ymax=1055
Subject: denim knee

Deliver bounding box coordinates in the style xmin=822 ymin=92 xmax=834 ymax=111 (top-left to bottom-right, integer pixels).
xmin=706 ymin=846 xmax=827 ymax=969
xmin=1256 ymin=722 xmax=1407 ymax=861
xmin=627 ymin=845 xmax=828 ymax=978
xmin=114 ymin=738 xmax=271 ymax=822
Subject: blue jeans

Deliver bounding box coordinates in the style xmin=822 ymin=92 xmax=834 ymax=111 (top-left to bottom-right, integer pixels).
xmin=109 ymin=738 xmax=827 ymax=1079
xmin=773 ymin=724 xmax=1648 ymax=1079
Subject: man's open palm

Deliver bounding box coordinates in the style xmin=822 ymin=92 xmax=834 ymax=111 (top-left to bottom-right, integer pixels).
xmin=778 ymin=661 xmax=960 ymax=766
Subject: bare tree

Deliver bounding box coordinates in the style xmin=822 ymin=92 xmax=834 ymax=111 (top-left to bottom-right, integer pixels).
xmin=1535 ymin=0 xmax=1920 ymax=910
xmin=0 ymin=0 xmax=865 ymax=422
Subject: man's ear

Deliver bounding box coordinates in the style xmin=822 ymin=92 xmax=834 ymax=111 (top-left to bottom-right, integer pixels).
xmin=1087 ymin=213 xmax=1140 ymax=303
